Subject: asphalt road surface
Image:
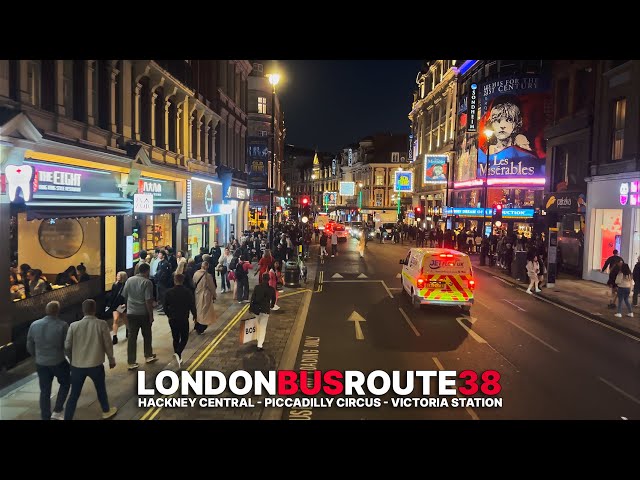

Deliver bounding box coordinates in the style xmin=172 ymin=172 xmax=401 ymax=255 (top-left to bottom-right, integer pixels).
xmin=286 ymin=235 xmax=640 ymax=420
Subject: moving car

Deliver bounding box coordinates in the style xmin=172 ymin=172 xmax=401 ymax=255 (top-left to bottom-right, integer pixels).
xmin=326 ymin=222 xmax=348 ymax=241
xmin=379 ymin=222 xmax=396 ymax=240
xmin=399 ymin=248 xmax=475 ymax=311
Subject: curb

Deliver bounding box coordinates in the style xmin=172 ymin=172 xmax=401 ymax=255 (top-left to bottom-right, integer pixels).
xmin=475 ymin=265 xmax=640 ymax=338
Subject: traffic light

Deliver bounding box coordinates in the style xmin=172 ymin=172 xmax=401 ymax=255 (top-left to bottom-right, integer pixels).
xmin=301 ymin=196 xmax=311 ymax=219
xmin=492 ymin=203 xmax=503 ymax=226
xmin=414 ymin=206 xmax=423 ymax=221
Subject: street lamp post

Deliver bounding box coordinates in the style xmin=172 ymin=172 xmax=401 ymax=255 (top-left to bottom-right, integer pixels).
xmin=267 ymin=73 xmax=280 ymax=250
xmin=482 ymin=128 xmax=494 ymax=239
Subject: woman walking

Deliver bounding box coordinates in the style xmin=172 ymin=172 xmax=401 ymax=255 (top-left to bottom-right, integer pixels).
xmin=107 ymin=271 xmax=128 ymax=344
xmin=615 ymin=263 xmax=634 ymax=318
xmin=525 ymin=255 xmax=541 ymax=294
xmin=268 ymin=260 xmax=282 ymax=311
xmin=358 ymin=232 xmax=366 ymax=258
xmin=256 ymin=249 xmax=273 ymax=284
xmin=192 ymin=261 xmax=217 ymax=334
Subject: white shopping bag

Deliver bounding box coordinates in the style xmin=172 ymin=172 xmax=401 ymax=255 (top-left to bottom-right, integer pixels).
xmin=239 ymin=317 xmax=258 ymax=344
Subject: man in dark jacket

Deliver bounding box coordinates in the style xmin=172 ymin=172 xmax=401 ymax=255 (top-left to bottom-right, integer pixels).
xmin=194 ymin=247 xmax=208 ymax=265
xmin=633 ymin=256 xmax=640 ymax=306
xmin=154 ymin=250 xmax=172 ymax=313
xmin=602 ymin=249 xmax=623 ymax=273
xmin=209 ymin=241 xmax=222 ymax=266
xmin=163 ymin=273 xmax=196 ymax=368
xmin=606 ymin=257 xmax=624 ymax=308
xmin=250 ymin=273 xmax=277 ymax=351
xmin=166 ymin=247 xmax=178 ymax=275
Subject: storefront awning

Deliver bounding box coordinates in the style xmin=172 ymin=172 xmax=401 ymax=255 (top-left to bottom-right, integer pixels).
xmin=152 ymin=200 xmax=183 ymax=215
xmin=25 ymin=199 xmax=133 ymax=220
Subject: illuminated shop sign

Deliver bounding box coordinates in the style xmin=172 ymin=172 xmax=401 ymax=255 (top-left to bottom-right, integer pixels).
xmin=424 ymin=155 xmax=448 ymax=184
xmin=394 ymin=171 xmax=414 ymax=192
xmin=187 ymin=177 xmax=223 ymax=217
xmin=467 ymin=83 xmax=478 ymax=132
xmin=133 ymin=193 xmax=154 ymax=213
xmin=443 ymin=207 xmax=534 ymax=219
xmin=339 ymin=181 xmax=355 ymax=196
xmin=137 ymin=177 xmax=177 ymax=199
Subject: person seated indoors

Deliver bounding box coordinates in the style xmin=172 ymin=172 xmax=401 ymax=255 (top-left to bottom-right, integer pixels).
xmin=56 ymin=266 xmax=79 ymax=286
xmin=27 ymin=269 xmax=48 ymax=296
xmin=76 ymin=263 xmax=91 ymax=283
xmin=10 ymin=271 xmax=25 ymax=300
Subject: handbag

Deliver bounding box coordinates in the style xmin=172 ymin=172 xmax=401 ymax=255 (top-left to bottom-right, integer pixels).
xmin=228 ymin=271 xmax=236 ymax=281
xmin=116 ymin=304 xmax=126 ymax=314
xmin=239 ymin=316 xmax=257 ymax=344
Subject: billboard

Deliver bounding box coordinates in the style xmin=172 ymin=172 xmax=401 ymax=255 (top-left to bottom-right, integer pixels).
xmin=248 ymin=140 xmax=269 ymax=190
xmin=394 ymin=171 xmax=414 ymax=192
xmin=424 ymin=155 xmax=448 ymax=184
xmin=323 ymin=191 xmax=337 ymax=206
xmin=339 ymin=181 xmax=355 ymax=196
xmin=477 ymin=74 xmax=550 ymax=186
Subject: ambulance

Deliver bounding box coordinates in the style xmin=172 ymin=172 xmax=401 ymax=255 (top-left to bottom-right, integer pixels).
xmin=399 ymin=248 xmax=475 ymax=311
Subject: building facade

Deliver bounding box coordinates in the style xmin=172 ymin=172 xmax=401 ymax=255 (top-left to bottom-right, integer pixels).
xmin=544 ymin=60 xmax=597 ymax=274
xmin=583 ymin=60 xmax=640 ymax=283
xmin=0 ymin=59 xmax=249 ymax=366
xmin=247 ymin=61 xmax=285 ymax=228
xmin=409 ymin=60 xmax=459 ymax=228
xmin=451 ymin=60 xmax=551 ymax=237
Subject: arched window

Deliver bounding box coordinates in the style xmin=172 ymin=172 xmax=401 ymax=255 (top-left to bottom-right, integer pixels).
xmin=138 ymin=77 xmax=151 ymax=144
xmin=200 ymin=119 xmax=207 ymax=162
xmin=154 ymin=86 xmax=165 ymax=148
xmin=96 ymin=60 xmax=109 ymax=130
xmin=191 ymin=110 xmax=199 ymax=160
xmin=167 ymin=97 xmax=177 ymax=152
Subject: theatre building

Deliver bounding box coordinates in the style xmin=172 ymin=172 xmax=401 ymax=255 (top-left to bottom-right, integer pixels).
xmin=451 ymin=60 xmax=551 ymax=237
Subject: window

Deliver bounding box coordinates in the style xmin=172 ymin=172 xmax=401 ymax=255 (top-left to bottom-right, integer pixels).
xmin=63 ymin=60 xmax=73 ymax=118
xmin=592 ymin=209 xmax=622 ymax=271
xmin=574 ymin=69 xmax=592 ymax=112
xmin=611 ymin=98 xmax=626 ymax=160
xmin=553 ymin=145 xmax=569 ymax=190
xmin=258 ymin=96 xmax=267 ymax=114
xmin=555 ymin=77 xmax=570 ymax=119
xmin=26 ymin=60 xmax=40 ymax=106
xmin=391 ymin=152 xmax=400 ymax=163
xmin=258 ymin=130 xmax=268 ymax=137
xmin=253 ymin=63 xmax=263 ymax=73
xmin=375 ymin=173 xmax=384 ymax=186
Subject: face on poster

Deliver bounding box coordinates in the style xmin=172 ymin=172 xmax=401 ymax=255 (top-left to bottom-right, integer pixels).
xmin=424 ymin=155 xmax=448 ymax=184
xmin=323 ymin=192 xmax=337 ymax=206
xmin=477 ymin=75 xmax=551 ymax=182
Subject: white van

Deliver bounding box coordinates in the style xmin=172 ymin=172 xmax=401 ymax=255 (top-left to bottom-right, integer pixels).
xmin=399 ymin=248 xmax=475 ymax=311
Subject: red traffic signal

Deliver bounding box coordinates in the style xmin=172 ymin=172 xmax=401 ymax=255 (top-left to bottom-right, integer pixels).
xmin=496 ymin=204 xmax=502 ymax=211
xmin=416 ymin=207 xmax=422 ymax=213
xmin=301 ymin=197 xmax=309 ymax=205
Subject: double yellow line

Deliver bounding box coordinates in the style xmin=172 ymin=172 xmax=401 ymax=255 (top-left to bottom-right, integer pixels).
xmin=140 ymin=303 xmax=249 ymax=420
xmin=316 ymin=271 xmax=324 ymax=293
xmin=140 ymin=288 xmax=312 ymax=420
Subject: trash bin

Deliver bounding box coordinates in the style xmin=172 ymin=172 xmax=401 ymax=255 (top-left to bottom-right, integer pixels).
xmin=284 ymin=260 xmax=301 ymax=287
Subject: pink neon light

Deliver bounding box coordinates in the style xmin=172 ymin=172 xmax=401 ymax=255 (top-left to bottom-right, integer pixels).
xmin=632 ymin=181 xmax=639 ymax=194
xmin=454 ymin=179 xmax=484 ymax=188
xmin=487 ymin=178 xmax=546 ymax=186
xmin=631 ymin=194 xmax=638 ymax=206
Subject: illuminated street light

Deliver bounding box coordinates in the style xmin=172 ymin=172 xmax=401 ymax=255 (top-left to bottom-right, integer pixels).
xmin=286 ymin=186 xmax=291 ymax=191
xmin=311 ymin=174 xmax=316 ymax=180
xmin=301 ymin=216 xmax=309 ymax=224
xmin=358 ymin=182 xmax=363 ymax=188
xmin=267 ymin=73 xmax=281 ymax=86
xmin=266 ymin=71 xmax=281 ymax=250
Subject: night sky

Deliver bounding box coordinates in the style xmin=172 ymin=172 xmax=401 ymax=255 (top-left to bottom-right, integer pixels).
xmin=276 ymin=60 xmax=424 ymax=154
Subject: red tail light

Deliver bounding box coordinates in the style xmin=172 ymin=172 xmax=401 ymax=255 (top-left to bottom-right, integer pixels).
xmin=468 ymin=280 xmax=475 ymax=290
xmin=417 ymin=277 xmax=425 ymax=289
xmin=439 ymin=253 xmax=454 ymax=258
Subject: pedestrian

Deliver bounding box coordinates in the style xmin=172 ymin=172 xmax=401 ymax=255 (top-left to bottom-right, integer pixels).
xmin=235 ymin=256 xmax=250 ymax=303
xmin=106 ymin=271 xmax=127 ymax=345
xmin=175 ymin=250 xmax=187 ymax=275
xmin=121 ymin=262 xmax=157 ymax=370
xmin=268 ymin=261 xmax=282 ymax=311
xmin=504 ymin=243 xmax=514 ymax=276
xmin=331 ymin=230 xmax=338 ymax=257
xmin=358 ymin=231 xmax=366 ymax=258
xmin=601 ymin=249 xmax=623 ymax=273
xmin=633 ymin=256 xmax=640 ymax=307
xmin=154 ymin=250 xmax=172 ymax=314
xmin=217 ymin=247 xmax=233 ymax=293
xmin=134 ymin=250 xmax=148 ymax=275
xmin=26 ymin=301 xmax=70 ymax=420
xmin=525 ymin=254 xmax=541 ymax=294
xmin=164 ymin=273 xmax=197 ymax=368
xmin=379 ymin=225 xmax=385 ymax=244
xmin=615 ymin=263 xmax=634 ymax=318
xmin=63 ymin=299 xmax=118 ymax=420
xmin=193 ymin=261 xmax=217 ymax=334
xmin=319 ymin=232 xmax=328 ymax=257
xmin=606 ymin=258 xmax=624 ymax=308
xmin=250 ymin=273 xmax=277 ymax=351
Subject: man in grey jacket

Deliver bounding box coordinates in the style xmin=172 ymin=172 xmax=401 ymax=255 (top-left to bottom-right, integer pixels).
xmin=26 ymin=301 xmax=70 ymax=420
xmin=64 ymin=299 xmax=117 ymax=420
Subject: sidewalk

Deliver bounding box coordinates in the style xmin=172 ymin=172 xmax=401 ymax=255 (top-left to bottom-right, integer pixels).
xmin=472 ymin=255 xmax=640 ymax=336
xmin=0 ymin=256 xmax=313 ymax=420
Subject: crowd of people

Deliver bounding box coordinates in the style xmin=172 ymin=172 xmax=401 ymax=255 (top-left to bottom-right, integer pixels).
xmin=24 ymin=223 xmax=317 ymax=420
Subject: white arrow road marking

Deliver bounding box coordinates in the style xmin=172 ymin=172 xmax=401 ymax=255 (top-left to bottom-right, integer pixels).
xmin=503 ymin=299 xmax=526 ymax=312
xmin=455 ymin=317 xmax=487 ymax=343
xmin=332 ymin=273 xmax=344 ymax=279
xmin=458 ymin=314 xmax=478 ymax=324
xmin=399 ymin=307 xmax=420 ymax=336
xmin=396 ymin=273 xmax=401 ymax=279
xmin=357 ymin=273 xmax=368 ymax=279
xmin=348 ymin=311 xmax=366 ymax=340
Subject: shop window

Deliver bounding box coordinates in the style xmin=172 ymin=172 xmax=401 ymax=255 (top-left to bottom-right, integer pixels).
xmin=592 ymin=209 xmax=622 ymax=271
xmin=611 ymin=98 xmax=626 ymax=161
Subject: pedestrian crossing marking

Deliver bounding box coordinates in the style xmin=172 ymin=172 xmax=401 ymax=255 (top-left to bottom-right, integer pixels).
xmin=332 ymin=273 xmax=344 ymax=279
xmin=357 ymin=273 xmax=368 ymax=279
